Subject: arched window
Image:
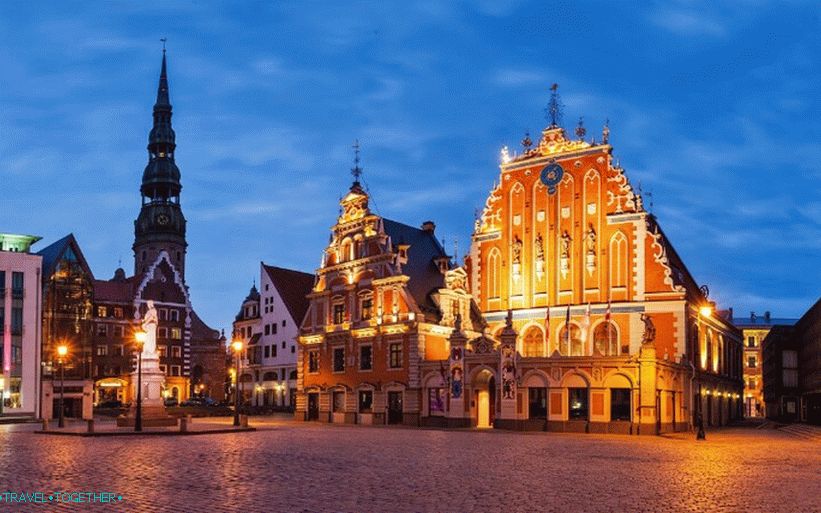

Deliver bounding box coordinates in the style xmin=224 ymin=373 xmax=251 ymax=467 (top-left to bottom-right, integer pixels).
xmin=593 ymin=322 xmax=619 ymax=356
xmin=522 ymin=326 xmax=544 ymax=357
xmin=487 ymin=248 xmax=501 ymax=299
xmin=609 ymin=232 xmax=628 ymax=289
xmin=558 ymin=323 xmax=583 ymax=356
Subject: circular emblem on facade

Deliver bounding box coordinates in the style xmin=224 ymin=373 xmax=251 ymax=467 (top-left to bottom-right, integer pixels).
xmin=540 ymin=163 xmax=564 ymax=194
xmin=156 ymin=214 xmax=170 ymax=226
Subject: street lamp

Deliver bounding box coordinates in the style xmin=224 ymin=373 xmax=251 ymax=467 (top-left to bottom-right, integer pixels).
xmin=134 ymin=330 xmax=147 ymax=432
xmin=57 ymin=344 xmax=68 ymax=428
xmin=232 ymin=340 xmax=243 ymax=427
xmin=695 ymin=305 xmax=712 ymax=440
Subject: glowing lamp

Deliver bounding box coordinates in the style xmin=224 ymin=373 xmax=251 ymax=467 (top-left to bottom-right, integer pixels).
xmin=134 ymin=331 xmax=147 ymax=344
xmin=699 ymin=306 xmax=713 ymax=318
xmin=57 ymin=345 xmax=68 ymax=358
xmin=232 ymin=340 xmax=243 ymax=353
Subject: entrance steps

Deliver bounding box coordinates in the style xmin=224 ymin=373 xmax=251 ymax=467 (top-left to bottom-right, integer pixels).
xmin=777 ymin=423 xmax=821 ymax=441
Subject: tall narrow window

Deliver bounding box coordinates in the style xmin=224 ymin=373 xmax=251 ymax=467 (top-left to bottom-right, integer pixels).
xmin=568 ymin=388 xmax=588 ymax=420
xmin=333 ymin=304 xmax=345 ymax=325
xmin=522 ymin=326 xmax=544 ymax=357
xmin=610 ymin=389 xmax=631 ymax=421
xmin=360 ymin=345 xmax=373 ymax=371
xmin=389 ymin=343 xmax=402 ymax=368
xmin=361 ymin=298 xmax=373 ymax=321
xmin=333 ymin=347 xmax=345 ymax=372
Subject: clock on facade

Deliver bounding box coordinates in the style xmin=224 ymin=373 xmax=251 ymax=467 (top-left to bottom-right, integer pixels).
xmin=540 ymin=163 xmax=564 ymax=194
xmin=156 ymin=214 xmax=170 ymax=225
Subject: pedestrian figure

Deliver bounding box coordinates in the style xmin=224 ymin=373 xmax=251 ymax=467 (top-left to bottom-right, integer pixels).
xmin=696 ymin=412 xmax=706 ymax=440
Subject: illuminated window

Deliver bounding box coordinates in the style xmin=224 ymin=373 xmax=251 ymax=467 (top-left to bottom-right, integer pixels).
xmin=97 ymin=306 xmax=107 ymax=317
xmin=361 ymin=298 xmax=373 ymax=320
xmin=358 ymin=390 xmax=373 ymax=413
xmin=389 ymin=343 xmax=402 ymax=368
xmin=594 ymin=322 xmax=619 ymax=356
xmin=96 ymin=345 xmax=108 ymax=356
xmin=558 ymin=323 xmax=583 ymax=356
xmin=172 ymin=346 xmax=181 ymax=358
xmin=333 ymin=304 xmax=345 ymax=325
xmin=170 ymin=328 xmax=182 ymax=340
xmin=333 ymin=391 xmax=345 ymax=413
xmin=568 ymin=388 xmax=588 ymax=419
xmin=522 ymin=326 xmax=544 ymax=357
xmin=308 ymin=351 xmax=319 ymax=373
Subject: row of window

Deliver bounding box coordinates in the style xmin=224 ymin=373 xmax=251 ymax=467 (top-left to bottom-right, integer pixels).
xmin=95 ymin=344 xmax=183 ymax=358
xmin=0 ymin=271 xmax=25 ymax=298
xmin=95 ymin=324 xmax=182 ymax=339
xmin=331 ymin=298 xmax=374 ymax=325
xmin=94 ymin=364 xmax=182 ymax=376
xmin=307 ymin=343 xmax=403 ymax=373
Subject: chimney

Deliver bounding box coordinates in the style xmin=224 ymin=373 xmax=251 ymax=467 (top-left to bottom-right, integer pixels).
xmin=750 ymin=311 xmax=756 ymax=322
xmin=728 ymin=307 xmax=733 ymax=322
xmin=764 ymin=311 xmax=771 ymax=322
xmin=421 ymin=221 xmax=436 ymax=233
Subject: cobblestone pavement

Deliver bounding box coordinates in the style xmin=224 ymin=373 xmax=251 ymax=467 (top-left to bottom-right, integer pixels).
xmin=0 ymin=417 xmax=818 ymax=513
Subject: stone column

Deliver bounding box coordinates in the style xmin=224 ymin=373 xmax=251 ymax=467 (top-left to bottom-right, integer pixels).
xmin=637 ymin=343 xmax=658 ymax=435
xmin=446 ymin=315 xmax=468 ymax=427
xmin=498 ymin=310 xmax=519 ymax=424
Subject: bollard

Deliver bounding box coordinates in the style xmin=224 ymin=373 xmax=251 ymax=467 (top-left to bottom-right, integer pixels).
xmin=86 ymin=419 xmax=94 ymax=433
xmin=240 ymin=414 xmax=249 ymax=428
xmin=179 ymin=417 xmax=188 ymax=433
xmin=42 ymin=418 xmax=49 ymax=432
xmin=186 ymin=414 xmax=193 ymax=426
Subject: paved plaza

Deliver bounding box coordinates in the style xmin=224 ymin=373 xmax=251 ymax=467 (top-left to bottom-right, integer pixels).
xmin=0 ymin=417 xmax=819 ymax=512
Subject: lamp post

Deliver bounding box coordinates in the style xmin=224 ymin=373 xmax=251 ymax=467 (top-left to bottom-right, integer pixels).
xmin=696 ymin=305 xmax=712 ymax=440
xmin=232 ymin=340 xmax=243 ymax=427
xmin=57 ymin=344 xmax=68 ymax=428
xmin=134 ymin=331 xmax=146 ymax=432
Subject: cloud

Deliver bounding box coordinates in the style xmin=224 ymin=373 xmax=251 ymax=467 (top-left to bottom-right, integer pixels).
xmin=648 ymin=8 xmax=727 ymax=37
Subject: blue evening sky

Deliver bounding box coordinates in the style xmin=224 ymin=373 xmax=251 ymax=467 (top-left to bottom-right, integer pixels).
xmin=1 ymin=2 xmax=819 ymax=333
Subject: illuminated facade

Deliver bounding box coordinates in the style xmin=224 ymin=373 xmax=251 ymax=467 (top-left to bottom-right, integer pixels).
xmin=231 ymin=264 xmax=313 ymax=409
xmin=463 ymin=99 xmax=744 ymax=433
xmin=91 ymin=51 xmax=225 ymax=405
xmin=296 ymin=167 xmax=484 ymax=425
xmin=734 ymin=311 xmax=798 ymax=417
xmin=0 ymin=234 xmax=43 ymax=418
xmin=37 ymin=234 xmax=95 ymax=420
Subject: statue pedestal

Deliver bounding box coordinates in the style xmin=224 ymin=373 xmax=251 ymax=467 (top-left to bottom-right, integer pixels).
xmin=117 ymin=353 xmax=177 ymax=428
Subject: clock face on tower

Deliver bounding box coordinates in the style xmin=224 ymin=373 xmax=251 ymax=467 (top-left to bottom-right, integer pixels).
xmin=156 ymin=214 xmax=170 ymax=226
xmin=540 ymin=163 xmax=564 ymax=194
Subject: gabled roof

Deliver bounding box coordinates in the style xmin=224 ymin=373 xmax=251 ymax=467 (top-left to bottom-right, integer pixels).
xmin=36 ymin=233 xmax=95 ymax=281
xmin=382 ymin=218 xmax=448 ymax=312
xmin=262 ymin=264 xmax=315 ymax=325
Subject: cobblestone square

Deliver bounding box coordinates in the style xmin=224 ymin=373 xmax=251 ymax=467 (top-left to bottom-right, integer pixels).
xmin=1 ymin=418 xmax=818 ymax=512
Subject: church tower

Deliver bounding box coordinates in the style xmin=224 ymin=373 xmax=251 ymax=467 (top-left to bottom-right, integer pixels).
xmin=133 ymin=50 xmax=187 ymax=278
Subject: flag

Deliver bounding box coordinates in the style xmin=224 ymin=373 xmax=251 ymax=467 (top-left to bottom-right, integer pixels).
xmin=582 ymin=302 xmax=592 ymax=354
xmin=564 ymin=305 xmax=571 ymax=354
xmin=544 ymin=306 xmax=550 ymax=356
xmin=605 ymin=299 xmax=611 ymax=322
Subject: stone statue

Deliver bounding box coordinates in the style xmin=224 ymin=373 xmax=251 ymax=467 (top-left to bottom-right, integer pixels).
xmin=640 ymin=313 xmax=656 ymax=345
xmin=505 ymin=309 xmax=513 ymax=329
xmin=585 ymin=224 xmax=597 ymax=255
xmin=561 ymin=230 xmax=572 ymax=258
xmin=454 ymin=312 xmax=462 ymax=333
xmin=534 ymin=233 xmax=545 ymax=261
xmin=141 ymin=299 xmax=159 ymax=356
xmin=512 ymin=236 xmax=523 ymax=264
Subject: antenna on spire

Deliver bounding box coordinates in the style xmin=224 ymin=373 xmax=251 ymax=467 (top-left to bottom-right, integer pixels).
xmin=602 ymin=118 xmax=610 ymax=144
xmin=546 ymin=83 xmax=563 ymax=128
xmin=453 ymin=237 xmax=459 ymax=264
xmin=160 ymin=37 xmax=167 ymax=53
xmin=351 ymin=139 xmax=363 ymax=184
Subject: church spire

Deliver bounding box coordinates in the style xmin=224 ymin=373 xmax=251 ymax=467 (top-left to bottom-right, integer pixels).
xmin=155 ymin=44 xmax=170 ymax=108
xmin=134 ymin=47 xmax=187 ymax=278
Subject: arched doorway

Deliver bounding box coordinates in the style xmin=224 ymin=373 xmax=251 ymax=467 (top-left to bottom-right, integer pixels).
xmin=473 ymin=369 xmax=496 ymax=428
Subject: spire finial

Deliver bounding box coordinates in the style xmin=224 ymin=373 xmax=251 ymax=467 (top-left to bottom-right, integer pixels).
xmin=546 ymin=83 xmax=563 ymax=128
xmin=161 ymin=37 xmax=167 ymax=53
xmin=575 ymin=116 xmax=586 ymax=140
xmin=602 ymin=118 xmax=610 ymax=144
xmin=351 ymin=139 xmax=363 ymax=184
xmin=521 ymin=131 xmax=532 ymax=151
